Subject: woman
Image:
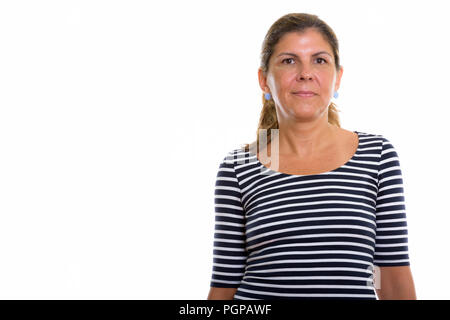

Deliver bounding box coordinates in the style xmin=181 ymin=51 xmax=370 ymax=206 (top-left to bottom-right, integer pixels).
xmin=207 ymin=13 xmax=416 ymax=300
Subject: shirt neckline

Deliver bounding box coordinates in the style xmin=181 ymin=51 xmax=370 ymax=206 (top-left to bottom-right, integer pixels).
xmin=254 ymin=130 xmax=361 ymax=177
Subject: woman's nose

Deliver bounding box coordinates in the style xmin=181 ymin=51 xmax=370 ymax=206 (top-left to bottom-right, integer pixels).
xmin=296 ymin=71 xmax=313 ymax=81
xmin=295 ymin=64 xmax=314 ymax=80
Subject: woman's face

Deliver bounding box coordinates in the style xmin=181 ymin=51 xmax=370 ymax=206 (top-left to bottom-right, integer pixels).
xmin=259 ymin=29 xmax=343 ymax=122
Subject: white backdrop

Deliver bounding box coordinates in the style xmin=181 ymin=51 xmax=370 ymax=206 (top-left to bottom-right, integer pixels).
xmin=0 ymin=0 xmax=448 ymax=299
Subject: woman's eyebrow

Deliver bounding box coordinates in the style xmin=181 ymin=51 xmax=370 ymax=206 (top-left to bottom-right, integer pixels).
xmin=276 ymin=51 xmax=332 ymax=58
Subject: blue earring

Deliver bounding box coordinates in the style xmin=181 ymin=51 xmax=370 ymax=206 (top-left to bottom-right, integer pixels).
xmin=333 ymin=91 xmax=339 ymax=99
xmin=264 ymin=92 xmax=272 ymax=100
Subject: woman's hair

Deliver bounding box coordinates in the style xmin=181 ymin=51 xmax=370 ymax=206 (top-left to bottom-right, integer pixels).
xmin=243 ymin=13 xmax=342 ymax=153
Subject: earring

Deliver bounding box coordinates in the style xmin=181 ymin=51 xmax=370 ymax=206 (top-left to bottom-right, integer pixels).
xmin=264 ymin=92 xmax=272 ymax=100
xmin=333 ymin=91 xmax=339 ymax=99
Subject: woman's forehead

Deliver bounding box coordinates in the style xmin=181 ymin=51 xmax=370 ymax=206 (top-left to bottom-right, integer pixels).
xmin=274 ymin=31 xmax=331 ymax=54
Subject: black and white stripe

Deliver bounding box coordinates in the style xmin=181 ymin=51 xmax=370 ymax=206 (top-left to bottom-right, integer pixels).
xmin=210 ymin=131 xmax=410 ymax=300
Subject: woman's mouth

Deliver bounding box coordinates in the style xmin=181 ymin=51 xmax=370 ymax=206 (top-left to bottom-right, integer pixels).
xmin=292 ymin=92 xmax=316 ymax=98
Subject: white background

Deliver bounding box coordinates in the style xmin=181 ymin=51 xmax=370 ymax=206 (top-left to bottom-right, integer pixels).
xmin=0 ymin=0 xmax=448 ymax=299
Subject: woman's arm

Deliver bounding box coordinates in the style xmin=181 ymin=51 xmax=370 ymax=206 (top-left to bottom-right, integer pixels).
xmin=207 ymin=287 xmax=238 ymax=300
xmin=375 ymin=266 xmax=417 ymax=299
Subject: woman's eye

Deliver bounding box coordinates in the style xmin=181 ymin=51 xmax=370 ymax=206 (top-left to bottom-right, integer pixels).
xmin=282 ymin=58 xmax=294 ymax=64
xmin=281 ymin=57 xmax=327 ymax=65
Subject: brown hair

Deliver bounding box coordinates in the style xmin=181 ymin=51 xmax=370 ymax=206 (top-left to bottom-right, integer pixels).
xmin=243 ymin=13 xmax=342 ymax=153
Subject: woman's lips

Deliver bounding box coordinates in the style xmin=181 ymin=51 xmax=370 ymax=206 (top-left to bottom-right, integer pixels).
xmin=292 ymin=92 xmax=316 ymax=97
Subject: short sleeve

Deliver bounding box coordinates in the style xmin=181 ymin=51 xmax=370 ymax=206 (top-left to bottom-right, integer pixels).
xmin=373 ymin=137 xmax=411 ymax=267
xmin=209 ymin=152 xmax=248 ymax=288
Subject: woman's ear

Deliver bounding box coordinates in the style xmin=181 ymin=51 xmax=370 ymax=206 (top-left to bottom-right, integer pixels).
xmin=334 ymin=65 xmax=344 ymax=92
xmin=258 ymin=68 xmax=270 ymax=93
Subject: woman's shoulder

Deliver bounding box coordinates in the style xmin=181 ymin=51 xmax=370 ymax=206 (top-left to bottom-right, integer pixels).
xmin=219 ymin=144 xmax=256 ymax=166
xmin=351 ymin=130 xmax=403 ymax=162
xmin=342 ymin=128 xmax=382 ymax=139
xmin=353 ymin=129 xmax=397 ymax=145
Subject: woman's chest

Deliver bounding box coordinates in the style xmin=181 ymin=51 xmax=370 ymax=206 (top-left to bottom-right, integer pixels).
xmin=259 ymin=130 xmax=359 ymax=175
xmin=276 ymin=149 xmax=348 ymax=175
xmin=242 ymin=181 xmax=378 ymax=252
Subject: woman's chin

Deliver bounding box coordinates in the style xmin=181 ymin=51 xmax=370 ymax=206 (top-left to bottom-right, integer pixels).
xmin=290 ymin=107 xmax=320 ymax=119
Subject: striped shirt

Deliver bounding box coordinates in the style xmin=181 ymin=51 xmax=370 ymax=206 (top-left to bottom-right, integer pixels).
xmin=210 ymin=131 xmax=411 ymax=300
